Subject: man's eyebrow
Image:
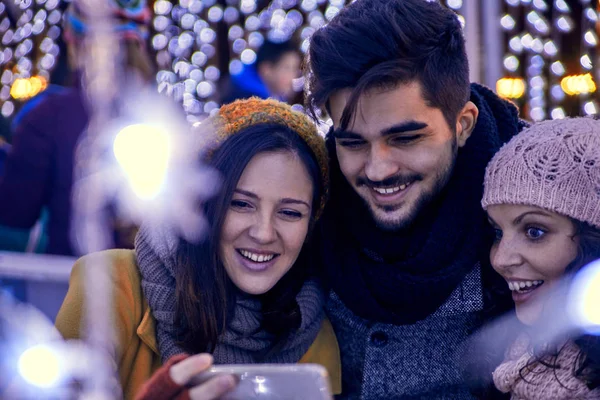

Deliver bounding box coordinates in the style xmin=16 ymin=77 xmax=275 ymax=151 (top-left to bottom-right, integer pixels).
xmin=332 ymin=121 xmax=429 ymax=139
xmin=331 ymin=129 xmax=364 ymax=139
xmin=381 ymin=121 xmax=428 ymax=136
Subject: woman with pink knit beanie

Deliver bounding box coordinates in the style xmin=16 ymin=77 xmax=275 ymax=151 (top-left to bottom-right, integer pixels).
xmin=482 ymin=117 xmax=600 ymax=399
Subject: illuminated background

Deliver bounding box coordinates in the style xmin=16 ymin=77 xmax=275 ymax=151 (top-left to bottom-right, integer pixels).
xmin=0 ymin=0 xmax=598 ymax=122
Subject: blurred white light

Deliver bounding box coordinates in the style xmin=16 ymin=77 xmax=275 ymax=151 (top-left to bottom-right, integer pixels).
xmin=114 ymin=124 xmax=171 ymax=200
xmin=580 ymin=55 xmax=593 ymax=70
xmin=551 ymin=84 xmax=565 ymax=101
xmin=241 ymin=0 xmax=257 ymax=14
xmin=556 ymin=16 xmax=573 ymax=32
xmin=584 ymin=101 xmax=598 ymax=115
xmin=526 ymin=11 xmax=541 ymax=25
xmin=569 ymin=259 xmax=600 ymax=334
xmin=245 ymin=15 xmax=261 ymax=31
xmin=446 ymin=0 xmax=462 ymax=10
xmin=503 ymin=55 xmax=519 ymax=72
xmin=500 ymin=14 xmax=516 ymax=30
xmin=224 ymin=7 xmax=239 ymax=23
xmin=543 ymin=40 xmax=558 ymax=57
xmin=205 ymin=66 xmax=220 ymax=81
xmin=154 ymin=0 xmax=173 ymax=15
xmin=233 ymin=38 xmax=247 ymax=54
xmin=520 ymin=33 xmax=533 ymax=49
xmin=530 ymin=107 xmax=545 ymax=121
xmin=584 ymin=31 xmax=597 ymax=46
xmin=550 ymin=61 xmax=566 ymax=76
xmin=585 ymin=8 xmax=598 ymax=22
xmin=550 ymin=107 xmax=565 ymax=120
xmin=532 ymin=0 xmax=547 ymax=10
xmin=530 ymin=76 xmax=545 ymax=89
xmin=509 ymin=36 xmax=524 ymax=53
xmin=248 ymin=31 xmax=264 ymax=48
xmin=1 ymin=99 xmax=13 ymax=116
xmin=191 ymin=51 xmax=208 ymax=67
xmin=208 ymin=6 xmax=224 ymax=22
xmin=241 ymin=48 xmax=257 ymax=64
xmin=325 ymin=6 xmax=340 ymax=21
xmin=506 ymin=0 xmax=520 ymax=6
xmin=554 ymin=0 xmax=569 ymax=12
xmin=18 ymin=344 xmax=62 ymax=388
xmin=229 ymin=59 xmax=243 ymax=75
xmin=228 ymin=25 xmax=244 ymax=40
xmin=531 ymin=38 xmax=544 ymax=53
xmin=196 ymin=81 xmax=214 ymax=98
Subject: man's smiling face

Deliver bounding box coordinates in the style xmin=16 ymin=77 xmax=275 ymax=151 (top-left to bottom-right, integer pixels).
xmin=329 ymin=81 xmax=472 ymax=230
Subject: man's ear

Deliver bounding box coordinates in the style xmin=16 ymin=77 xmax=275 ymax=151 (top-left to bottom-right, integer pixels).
xmin=455 ymin=101 xmax=479 ymax=148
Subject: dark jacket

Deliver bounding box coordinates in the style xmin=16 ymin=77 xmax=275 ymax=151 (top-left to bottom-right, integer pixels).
xmin=0 ymin=88 xmax=87 ymax=256
xmin=317 ymin=83 xmax=527 ymax=399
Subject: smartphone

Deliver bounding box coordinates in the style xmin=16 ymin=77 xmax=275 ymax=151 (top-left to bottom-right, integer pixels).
xmin=187 ymin=363 xmax=333 ymax=400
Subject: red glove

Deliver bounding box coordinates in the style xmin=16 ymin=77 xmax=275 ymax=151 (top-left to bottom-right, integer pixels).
xmin=135 ymin=353 xmax=236 ymax=400
xmin=136 ymin=354 xmax=192 ymax=400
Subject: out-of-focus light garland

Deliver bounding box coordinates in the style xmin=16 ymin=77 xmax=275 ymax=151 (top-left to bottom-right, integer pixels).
xmin=152 ymin=0 xmax=466 ymax=121
xmin=497 ymin=0 xmax=598 ymax=120
xmin=0 ymin=0 xmax=67 ymax=118
xmin=579 ymin=0 xmax=598 ymax=116
xmin=1 ymin=0 xmax=467 ymax=121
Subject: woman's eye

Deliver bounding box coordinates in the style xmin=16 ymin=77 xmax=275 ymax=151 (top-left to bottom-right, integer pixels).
xmin=280 ymin=210 xmax=303 ymax=219
xmin=231 ymin=200 xmax=251 ymax=209
xmin=493 ymin=228 xmax=503 ymax=242
xmin=526 ymin=227 xmax=546 ymax=240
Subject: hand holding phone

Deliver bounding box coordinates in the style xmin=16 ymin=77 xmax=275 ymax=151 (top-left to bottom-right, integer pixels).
xmin=188 ymin=364 xmax=333 ymax=400
xmin=136 ymin=353 xmax=236 ymax=400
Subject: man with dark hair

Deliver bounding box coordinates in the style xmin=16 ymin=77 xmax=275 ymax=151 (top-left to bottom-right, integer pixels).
xmin=222 ymin=39 xmax=301 ymax=104
xmin=306 ymin=0 xmax=525 ymax=398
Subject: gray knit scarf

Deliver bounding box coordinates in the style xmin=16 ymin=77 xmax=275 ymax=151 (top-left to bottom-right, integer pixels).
xmin=135 ymin=223 xmax=324 ymax=364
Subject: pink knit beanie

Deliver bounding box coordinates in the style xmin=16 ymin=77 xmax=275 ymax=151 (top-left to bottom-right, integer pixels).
xmin=482 ymin=117 xmax=600 ymax=228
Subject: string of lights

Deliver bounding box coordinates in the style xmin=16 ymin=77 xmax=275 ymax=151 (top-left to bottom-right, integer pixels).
xmin=1 ymin=0 xmax=597 ymax=121
xmin=0 ymin=0 xmax=66 ymax=118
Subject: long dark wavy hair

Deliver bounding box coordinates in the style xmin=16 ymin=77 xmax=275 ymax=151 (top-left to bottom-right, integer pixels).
xmin=173 ymin=123 xmax=324 ymax=356
xmin=523 ymin=221 xmax=600 ymax=390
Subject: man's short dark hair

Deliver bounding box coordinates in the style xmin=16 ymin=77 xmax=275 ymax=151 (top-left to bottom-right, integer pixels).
xmin=256 ymin=39 xmax=299 ymax=67
xmin=305 ymin=0 xmax=470 ymax=129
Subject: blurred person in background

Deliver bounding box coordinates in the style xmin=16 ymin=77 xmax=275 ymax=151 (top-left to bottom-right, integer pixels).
xmin=55 ymin=98 xmax=340 ymax=400
xmin=483 ymin=118 xmax=600 ymax=399
xmin=0 ymin=0 xmax=154 ymax=256
xmin=221 ymin=39 xmax=301 ymax=105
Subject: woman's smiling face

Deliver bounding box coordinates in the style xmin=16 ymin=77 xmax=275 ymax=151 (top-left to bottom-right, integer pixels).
xmin=487 ymin=204 xmax=579 ymax=325
xmin=219 ymin=151 xmax=313 ymax=295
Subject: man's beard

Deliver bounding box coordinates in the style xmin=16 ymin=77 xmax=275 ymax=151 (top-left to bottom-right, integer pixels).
xmin=359 ymin=143 xmax=458 ymax=232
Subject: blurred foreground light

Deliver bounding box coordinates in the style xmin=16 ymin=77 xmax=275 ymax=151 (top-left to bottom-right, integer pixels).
xmin=569 ymin=259 xmax=600 ymax=335
xmin=560 ymin=74 xmax=597 ymax=96
xmin=113 ymin=124 xmax=171 ymax=200
xmin=18 ymin=344 xmax=63 ymax=388
xmin=496 ymin=77 xmax=525 ymax=99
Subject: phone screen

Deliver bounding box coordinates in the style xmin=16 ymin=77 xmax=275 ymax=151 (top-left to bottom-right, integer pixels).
xmin=188 ymin=364 xmax=333 ymax=400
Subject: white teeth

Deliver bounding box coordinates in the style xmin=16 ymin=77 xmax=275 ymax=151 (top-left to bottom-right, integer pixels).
xmin=373 ymin=182 xmax=412 ymax=195
xmin=507 ymin=280 xmax=544 ymax=292
xmin=240 ymin=250 xmax=275 ymax=263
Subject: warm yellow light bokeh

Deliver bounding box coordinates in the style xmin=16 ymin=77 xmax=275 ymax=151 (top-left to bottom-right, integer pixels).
xmin=561 ymin=73 xmax=597 ymax=96
xmin=496 ymin=77 xmax=526 ymax=99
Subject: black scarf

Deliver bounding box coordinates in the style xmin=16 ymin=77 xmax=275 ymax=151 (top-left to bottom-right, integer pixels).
xmin=319 ymin=84 xmax=523 ymax=325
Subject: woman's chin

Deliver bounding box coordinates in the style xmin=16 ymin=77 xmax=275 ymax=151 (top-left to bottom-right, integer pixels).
xmin=515 ymin=303 xmax=543 ymax=326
